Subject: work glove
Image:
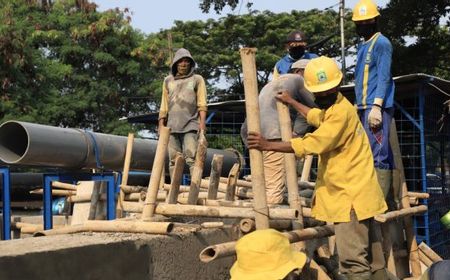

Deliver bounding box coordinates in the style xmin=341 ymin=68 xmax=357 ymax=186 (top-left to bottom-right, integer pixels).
xmin=368 ymin=105 xmax=382 ymax=129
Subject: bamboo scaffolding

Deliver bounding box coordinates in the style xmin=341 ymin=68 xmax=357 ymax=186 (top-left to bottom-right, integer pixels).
xmin=218 ymin=177 xmax=252 ymax=188
xmin=407 ymin=192 xmax=430 ymax=199
xmin=123 ymin=202 xmax=298 ymax=220
xmin=120 ymin=185 xmax=146 ymax=194
xmin=390 ymin=120 xmax=422 ymax=276
xmin=116 ymin=133 xmax=134 ymax=218
xmin=418 ymin=250 xmax=433 ymax=267
xmin=30 ymin=189 xmax=76 ymax=196
xmin=166 ymin=153 xmax=185 ymax=204
xmin=418 ymin=242 xmax=443 ymax=263
xmin=33 ymin=220 xmax=173 ymax=236
xmin=374 ymin=205 xmax=428 ymax=223
xmin=199 ymin=224 xmax=334 ymax=263
xmin=225 ymin=163 xmax=240 ymax=201
xmin=187 ymin=133 xmax=208 ymax=204
xmin=142 ymin=126 xmax=170 ymax=220
xmin=239 ymin=218 xmax=292 ymax=233
xmin=207 ymin=154 xmax=224 ymax=199
xmin=240 ymin=47 xmax=269 ymax=229
xmin=52 ymin=181 xmax=78 ymax=191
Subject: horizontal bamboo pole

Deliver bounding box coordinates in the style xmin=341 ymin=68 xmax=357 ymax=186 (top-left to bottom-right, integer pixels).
xmin=120 ymin=185 xmax=147 ymax=194
xmin=201 ymin=222 xmax=224 ymax=229
xmin=418 ymin=242 xmax=443 ymax=263
xmin=298 ymin=180 xmax=315 ymax=189
xmin=199 ymin=224 xmax=335 ymax=263
xmin=122 ymin=202 xmax=298 ymax=220
xmin=33 ymin=220 xmax=174 ymax=236
xmin=239 ymin=218 xmax=292 ymax=233
xmin=408 ymin=192 xmax=430 ymax=199
xmin=418 ymin=250 xmax=433 ymax=267
xmin=30 ymin=189 xmax=76 ymax=196
xmin=12 ymin=222 xmax=63 ymax=234
xmin=218 ymin=177 xmax=252 ymax=188
xmin=52 ymin=181 xmax=78 ymax=191
xmin=374 ymin=205 xmax=428 ymax=223
xmin=409 ymin=197 xmax=419 ymax=206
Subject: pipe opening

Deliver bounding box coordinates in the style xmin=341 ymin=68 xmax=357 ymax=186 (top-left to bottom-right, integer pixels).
xmin=199 ymin=247 xmax=217 ymax=263
xmin=0 ymin=122 xmax=29 ymax=163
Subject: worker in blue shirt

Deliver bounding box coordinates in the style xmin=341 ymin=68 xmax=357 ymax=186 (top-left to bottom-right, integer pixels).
xmin=272 ymin=30 xmax=318 ymax=79
xmin=353 ymin=0 xmax=395 ymax=205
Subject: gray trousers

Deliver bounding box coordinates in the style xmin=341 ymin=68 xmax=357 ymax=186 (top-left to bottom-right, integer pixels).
xmin=168 ymin=132 xmax=198 ymax=178
xmin=334 ymin=209 xmax=386 ymax=278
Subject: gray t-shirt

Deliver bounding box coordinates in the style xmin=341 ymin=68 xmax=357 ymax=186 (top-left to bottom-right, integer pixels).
xmin=241 ymin=74 xmax=316 ymax=143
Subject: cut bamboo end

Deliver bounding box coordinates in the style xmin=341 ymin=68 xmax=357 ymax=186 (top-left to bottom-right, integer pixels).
xmin=374 ymin=205 xmax=428 ymax=223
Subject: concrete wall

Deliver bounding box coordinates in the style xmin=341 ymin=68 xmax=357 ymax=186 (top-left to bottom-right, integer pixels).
xmin=0 ymin=228 xmax=238 ymax=280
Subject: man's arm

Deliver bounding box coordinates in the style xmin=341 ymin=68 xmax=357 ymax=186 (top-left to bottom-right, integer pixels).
xmin=199 ymin=110 xmax=207 ymax=132
xmin=247 ymin=132 xmax=294 ymax=153
xmin=196 ymin=76 xmax=208 ymax=132
xmin=276 ymin=91 xmax=311 ymax=118
xmin=158 ymin=79 xmax=169 ymax=136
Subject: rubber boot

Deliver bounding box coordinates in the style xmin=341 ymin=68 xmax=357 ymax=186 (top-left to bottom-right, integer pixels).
xmin=345 ymin=271 xmax=372 ymax=280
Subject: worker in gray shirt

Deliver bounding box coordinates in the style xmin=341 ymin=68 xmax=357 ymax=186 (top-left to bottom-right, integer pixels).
xmin=241 ymin=60 xmax=316 ymax=204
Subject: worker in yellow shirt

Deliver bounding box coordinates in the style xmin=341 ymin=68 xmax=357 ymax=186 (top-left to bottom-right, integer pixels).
xmin=247 ymin=56 xmax=388 ymax=280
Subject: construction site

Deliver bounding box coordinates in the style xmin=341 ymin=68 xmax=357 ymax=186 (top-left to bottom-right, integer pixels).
xmin=1 ymin=1 xmax=450 ymax=280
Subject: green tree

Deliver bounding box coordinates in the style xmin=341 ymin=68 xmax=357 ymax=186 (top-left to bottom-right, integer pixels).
xmin=0 ymin=0 xmax=158 ymax=134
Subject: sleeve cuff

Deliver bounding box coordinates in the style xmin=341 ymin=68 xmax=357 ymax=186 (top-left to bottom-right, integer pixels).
xmin=158 ymin=112 xmax=167 ymax=120
xmin=290 ymin=138 xmax=306 ymax=158
xmin=373 ymin=98 xmax=384 ymax=107
xmin=198 ymin=106 xmax=208 ymax=112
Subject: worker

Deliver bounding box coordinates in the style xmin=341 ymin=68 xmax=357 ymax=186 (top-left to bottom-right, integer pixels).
xmin=158 ymin=48 xmax=207 ymax=178
xmin=247 ymin=56 xmax=389 ymax=280
xmin=272 ymin=30 xmax=318 ymax=80
xmin=230 ymin=228 xmax=309 ymax=280
xmin=352 ymin=0 xmax=396 ymax=204
xmin=241 ymin=61 xmax=316 ymax=204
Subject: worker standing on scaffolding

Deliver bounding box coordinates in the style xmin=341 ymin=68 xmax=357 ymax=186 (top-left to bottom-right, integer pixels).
xmin=158 ymin=48 xmax=207 ymax=178
xmin=247 ymin=56 xmax=389 ymax=280
xmin=352 ymin=0 xmax=396 ymax=206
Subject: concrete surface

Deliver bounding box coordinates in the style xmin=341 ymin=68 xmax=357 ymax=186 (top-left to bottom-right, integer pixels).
xmin=0 ymin=227 xmax=238 ymax=280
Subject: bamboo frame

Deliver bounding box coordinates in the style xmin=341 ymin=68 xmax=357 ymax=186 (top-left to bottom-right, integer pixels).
xmin=187 ymin=132 xmax=208 ymax=204
xmin=418 ymin=242 xmax=443 ymax=263
xmin=374 ymin=205 xmax=428 ymax=223
xmin=225 ymin=163 xmax=240 ymax=201
xmin=30 ymin=189 xmax=76 ymax=196
xmin=207 ymin=154 xmax=224 ymax=199
xmin=51 ymin=181 xmax=77 ymax=191
xmin=117 ymin=133 xmax=134 ymax=218
xmin=166 ymin=153 xmax=185 ymax=204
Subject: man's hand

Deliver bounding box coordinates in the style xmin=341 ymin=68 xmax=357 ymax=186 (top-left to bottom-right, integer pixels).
xmin=368 ymin=105 xmax=382 ymax=129
xmin=247 ymin=132 xmax=269 ymax=151
xmin=275 ymin=91 xmax=294 ymax=105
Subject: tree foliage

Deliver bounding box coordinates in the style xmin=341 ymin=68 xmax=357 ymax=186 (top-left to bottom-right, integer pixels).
xmin=0 ymin=0 xmax=158 ymax=134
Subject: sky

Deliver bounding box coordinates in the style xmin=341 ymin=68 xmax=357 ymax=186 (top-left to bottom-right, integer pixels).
xmin=93 ymin=0 xmax=389 ymax=34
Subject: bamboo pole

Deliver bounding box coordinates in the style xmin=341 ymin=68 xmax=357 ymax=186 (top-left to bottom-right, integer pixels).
xmin=300 ymin=155 xmax=313 ymax=182
xmin=418 ymin=250 xmax=433 ymax=267
xmin=239 ymin=218 xmax=292 ymax=233
xmin=225 ymin=163 xmax=240 ymax=201
xmin=166 ymin=153 xmax=185 ymax=204
xmin=124 ymin=201 xmax=298 ymax=219
xmin=30 ymin=189 xmax=76 ymax=196
xmin=34 ymin=220 xmax=174 ymax=236
xmin=187 ymin=133 xmax=208 ymax=204
xmin=276 ymin=97 xmax=305 ymax=250
xmin=117 ymin=133 xmax=134 ymax=218
xmin=199 ymin=224 xmax=335 ymax=263
xmin=408 ymin=192 xmax=430 ymax=199
xmin=120 ymin=185 xmax=146 ymax=194
xmin=52 ymin=181 xmax=78 ymax=191
xmin=218 ymin=177 xmax=252 ymax=188
xmin=409 ymin=197 xmax=419 ymax=205
xmin=389 ymin=120 xmax=422 ymax=277
xmin=142 ymin=126 xmax=170 ymax=220
xmin=207 ymin=154 xmax=224 ymax=199
xmin=201 ymin=222 xmax=224 ymax=229
xmin=374 ymin=205 xmax=428 ymax=223
xmin=418 ymin=242 xmax=443 ymax=263
xmin=239 ymin=47 xmax=269 ymax=229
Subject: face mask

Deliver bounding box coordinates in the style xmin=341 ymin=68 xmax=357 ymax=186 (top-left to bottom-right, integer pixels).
xmin=315 ymin=94 xmax=337 ymax=110
xmin=288 ymin=46 xmax=305 ymax=60
xmin=355 ymin=22 xmax=377 ymax=39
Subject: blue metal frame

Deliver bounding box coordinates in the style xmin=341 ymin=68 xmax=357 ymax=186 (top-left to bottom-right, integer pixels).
xmin=0 ymin=167 xmax=11 ymax=240
xmin=418 ymin=90 xmax=430 ymax=245
xmin=43 ymin=172 xmax=118 ymax=230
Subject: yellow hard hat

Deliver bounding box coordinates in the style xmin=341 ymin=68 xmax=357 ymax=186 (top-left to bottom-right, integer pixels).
xmin=352 ymin=0 xmax=380 ymax=21
xmin=304 ymin=56 xmax=343 ymax=93
xmin=230 ymin=229 xmax=307 ymax=280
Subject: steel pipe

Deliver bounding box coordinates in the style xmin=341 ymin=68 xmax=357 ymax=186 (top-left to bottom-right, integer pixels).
xmin=0 ymin=121 xmax=241 ymax=175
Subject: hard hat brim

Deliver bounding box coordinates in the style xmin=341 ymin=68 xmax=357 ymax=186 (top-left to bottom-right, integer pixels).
xmin=305 ymin=72 xmax=343 ymax=93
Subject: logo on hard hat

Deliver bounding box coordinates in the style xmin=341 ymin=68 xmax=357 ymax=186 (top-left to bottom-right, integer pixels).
xmin=316 ymin=70 xmax=328 ymax=84
xmin=359 ymin=5 xmax=367 ymax=16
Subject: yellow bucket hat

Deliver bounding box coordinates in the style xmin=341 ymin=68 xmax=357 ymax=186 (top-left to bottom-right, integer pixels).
xmin=230 ymin=229 xmax=307 ymax=280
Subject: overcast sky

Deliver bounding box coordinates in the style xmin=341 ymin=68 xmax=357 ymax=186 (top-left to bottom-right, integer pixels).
xmin=93 ymin=0 xmax=389 ymax=34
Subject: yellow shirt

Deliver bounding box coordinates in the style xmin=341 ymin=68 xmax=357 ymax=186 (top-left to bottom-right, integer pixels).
xmin=290 ymin=93 xmax=387 ymax=222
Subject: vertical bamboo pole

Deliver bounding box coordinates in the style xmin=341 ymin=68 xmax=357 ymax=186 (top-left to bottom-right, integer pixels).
xmin=389 ymin=120 xmax=422 ymax=277
xmin=142 ymin=126 xmax=170 ymax=220
xmin=300 ymin=155 xmax=313 ymax=182
xmin=207 ymin=154 xmax=224 ymax=200
xmin=225 ymin=163 xmax=240 ymax=201
xmin=239 ymin=47 xmax=269 ymax=229
xmin=187 ymin=133 xmax=208 ymax=204
xmin=166 ymin=153 xmax=185 ymax=204
xmin=116 ymin=133 xmax=134 ymax=218
xmin=276 ymin=99 xmax=305 ymax=250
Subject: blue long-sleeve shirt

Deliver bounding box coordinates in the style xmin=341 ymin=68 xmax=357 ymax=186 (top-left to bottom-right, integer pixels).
xmin=273 ymin=52 xmax=318 ymax=79
xmin=354 ymin=32 xmax=395 ymax=109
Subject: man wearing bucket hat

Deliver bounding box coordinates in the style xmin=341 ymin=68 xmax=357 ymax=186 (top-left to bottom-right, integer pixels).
xmin=230 ymin=229 xmax=308 ymax=280
xmin=272 ymin=30 xmax=318 ymax=80
xmin=248 ymin=56 xmax=389 ymax=280
xmin=352 ymin=0 xmax=396 ymax=205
